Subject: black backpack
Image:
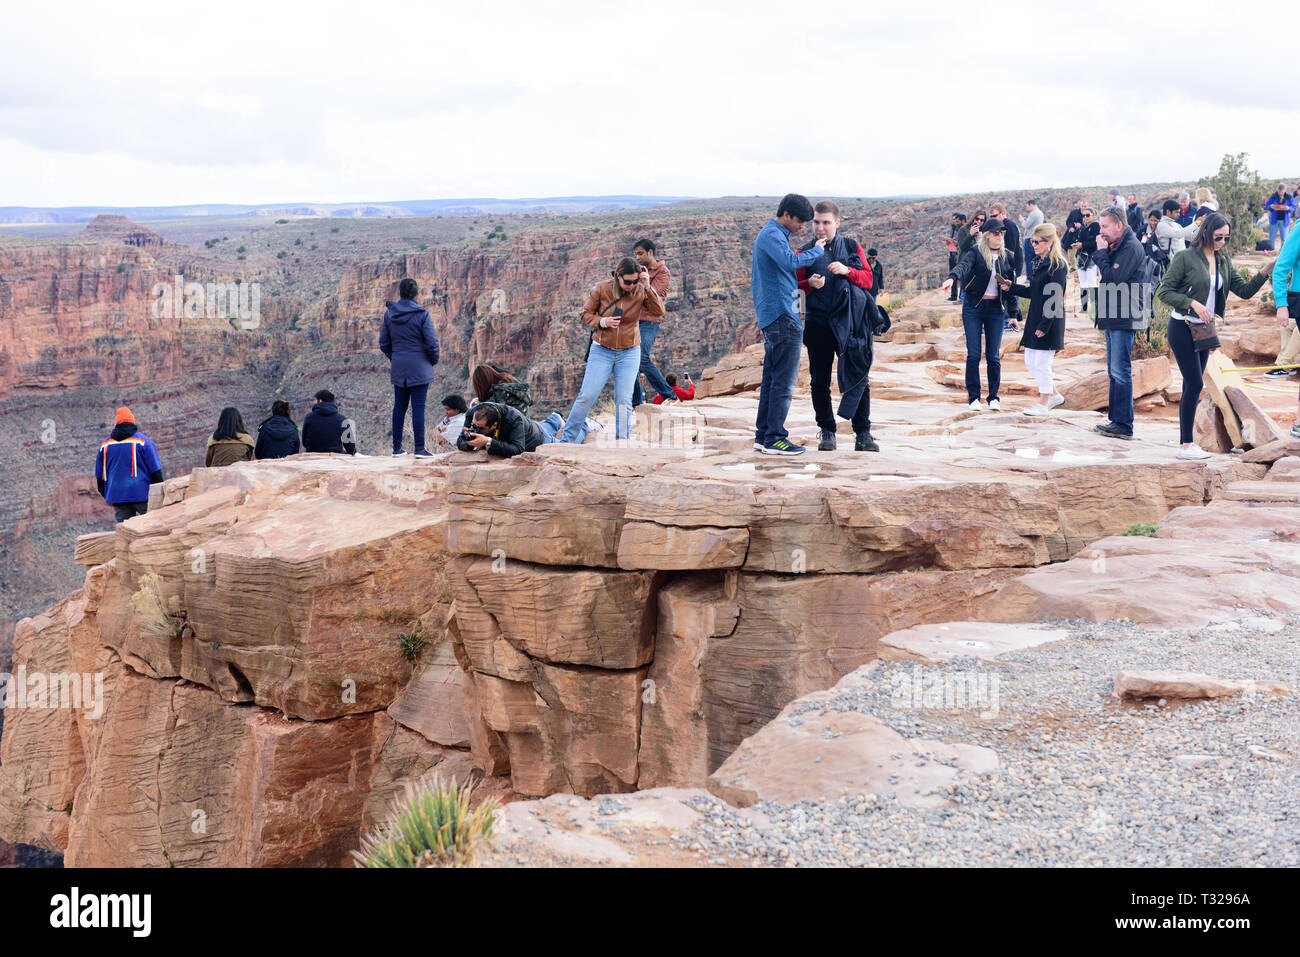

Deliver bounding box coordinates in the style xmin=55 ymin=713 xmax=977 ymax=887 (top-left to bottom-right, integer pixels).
xmin=1134 ymin=254 xmax=1165 ymax=325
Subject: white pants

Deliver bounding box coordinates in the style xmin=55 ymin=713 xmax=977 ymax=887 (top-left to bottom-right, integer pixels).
xmin=1024 ymin=347 xmax=1056 ymax=394
xmin=1077 ymin=265 xmax=1100 ymax=288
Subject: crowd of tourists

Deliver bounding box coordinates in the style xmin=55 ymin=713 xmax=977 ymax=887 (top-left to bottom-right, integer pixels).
xmin=94 ymin=184 xmax=1298 ymax=519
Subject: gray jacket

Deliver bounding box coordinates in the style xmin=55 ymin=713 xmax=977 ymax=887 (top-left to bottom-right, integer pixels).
xmin=1020 ymin=207 xmax=1044 ymax=234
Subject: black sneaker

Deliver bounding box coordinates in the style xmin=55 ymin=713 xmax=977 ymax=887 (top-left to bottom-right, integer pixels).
xmin=818 ymin=429 xmax=836 ymax=451
xmin=413 ymin=449 xmax=434 ymax=457
xmin=761 ymin=438 xmax=806 ymax=456
xmin=1266 ymin=368 xmax=1290 ymax=377
xmin=855 ymin=431 xmax=880 ymax=452
xmin=392 ymin=448 xmax=407 ymax=456
xmin=1093 ymin=423 xmax=1133 ymax=441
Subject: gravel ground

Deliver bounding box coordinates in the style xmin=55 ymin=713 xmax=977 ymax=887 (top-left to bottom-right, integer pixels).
xmin=670 ymin=617 xmax=1300 ymax=867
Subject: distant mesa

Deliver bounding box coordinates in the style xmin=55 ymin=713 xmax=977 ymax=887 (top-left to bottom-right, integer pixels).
xmin=78 ymin=213 xmax=164 ymax=249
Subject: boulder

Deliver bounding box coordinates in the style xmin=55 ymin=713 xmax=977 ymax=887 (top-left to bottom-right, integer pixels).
xmin=1113 ymin=670 xmax=1289 ymax=700
xmin=1060 ymin=356 xmax=1172 ymax=411
xmin=707 ymin=670 xmax=998 ymax=809
xmin=1224 ymin=385 xmax=1287 ymax=448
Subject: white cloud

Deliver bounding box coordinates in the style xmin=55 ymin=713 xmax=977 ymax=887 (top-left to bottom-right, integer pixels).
xmin=0 ymin=0 xmax=1296 ymax=206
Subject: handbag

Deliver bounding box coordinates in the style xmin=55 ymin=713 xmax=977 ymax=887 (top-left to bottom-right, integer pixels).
xmin=1188 ymin=316 xmax=1219 ymax=351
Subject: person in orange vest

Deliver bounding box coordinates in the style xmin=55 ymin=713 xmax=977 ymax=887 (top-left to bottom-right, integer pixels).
xmin=94 ymin=406 xmax=164 ymax=522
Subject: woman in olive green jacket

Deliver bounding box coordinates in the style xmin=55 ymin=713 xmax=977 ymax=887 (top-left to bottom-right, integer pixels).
xmin=1156 ymin=212 xmax=1275 ymax=458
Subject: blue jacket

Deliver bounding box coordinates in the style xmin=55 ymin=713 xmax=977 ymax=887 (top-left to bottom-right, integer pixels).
xmin=95 ymin=422 xmax=163 ymax=504
xmin=1274 ymin=225 xmax=1300 ymax=303
xmin=1266 ymin=191 xmax=1293 ymax=224
xmin=379 ymin=298 xmax=440 ymax=387
xmin=751 ymin=218 xmax=823 ymax=330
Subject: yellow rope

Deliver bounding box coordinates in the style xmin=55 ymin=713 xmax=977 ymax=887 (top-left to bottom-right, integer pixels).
xmin=1242 ymin=383 xmax=1300 ymax=394
xmin=1221 ymin=363 xmax=1300 ymax=372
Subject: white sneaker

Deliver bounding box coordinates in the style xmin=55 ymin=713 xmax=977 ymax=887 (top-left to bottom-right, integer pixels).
xmin=969 ymin=400 xmax=982 ymax=412
xmin=1022 ymin=405 xmax=1048 ymax=417
xmin=753 ymin=441 xmax=763 ymax=451
xmin=988 ymin=399 xmax=1001 ymax=411
xmin=585 ymin=417 xmax=604 ymax=433
xmin=1046 ymin=394 xmax=1066 ymax=410
xmin=1176 ymin=443 xmax=1212 ymax=460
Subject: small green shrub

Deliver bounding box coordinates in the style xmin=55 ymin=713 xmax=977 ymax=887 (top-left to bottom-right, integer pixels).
xmin=353 ymin=776 xmax=498 ymax=868
xmin=275 ymin=218 xmax=289 ymax=224
xmin=399 ymin=629 xmax=428 ymax=662
xmin=1123 ymin=523 xmax=1159 ymax=537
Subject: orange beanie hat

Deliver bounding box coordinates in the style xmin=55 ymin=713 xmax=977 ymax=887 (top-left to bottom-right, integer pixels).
xmin=115 ymin=406 xmax=135 ymax=425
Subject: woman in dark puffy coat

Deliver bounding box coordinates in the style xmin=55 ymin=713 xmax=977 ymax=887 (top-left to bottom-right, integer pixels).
xmin=254 ymin=400 xmax=300 ymax=459
xmin=379 ymin=277 xmax=440 ymax=456
xmin=1002 ymin=224 xmax=1068 ymax=416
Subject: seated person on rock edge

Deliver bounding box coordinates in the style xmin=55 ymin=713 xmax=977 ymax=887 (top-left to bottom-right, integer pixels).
xmin=302 ymin=389 xmax=358 ymax=455
xmin=456 ymin=401 xmax=563 ymax=458
xmin=254 ymin=399 xmax=301 ymax=459
xmin=205 ymin=406 xmax=256 ymax=467
xmin=435 ymin=393 xmax=468 ymax=448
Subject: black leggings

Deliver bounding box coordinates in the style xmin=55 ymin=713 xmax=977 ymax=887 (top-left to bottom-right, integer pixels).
xmin=1168 ymin=317 xmax=1209 ymax=444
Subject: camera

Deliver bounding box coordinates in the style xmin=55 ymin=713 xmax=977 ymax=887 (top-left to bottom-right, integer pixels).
xmin=461 ymin=424 xmax=483 ymax=438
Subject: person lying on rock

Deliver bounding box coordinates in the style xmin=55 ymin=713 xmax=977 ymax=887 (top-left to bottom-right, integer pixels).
xmin=456 ymin=401 xmax=563 ymax=458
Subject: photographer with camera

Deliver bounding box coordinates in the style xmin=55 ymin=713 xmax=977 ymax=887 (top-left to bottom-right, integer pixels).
xmin=559 ymin=257 xmax=665 ymax=443
xmin=456 ymin=401 xmax=562 ymax=458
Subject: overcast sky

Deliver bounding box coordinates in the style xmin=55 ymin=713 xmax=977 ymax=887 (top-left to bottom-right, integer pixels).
xmin=2 ymin=0 xmax=1296 ymax=207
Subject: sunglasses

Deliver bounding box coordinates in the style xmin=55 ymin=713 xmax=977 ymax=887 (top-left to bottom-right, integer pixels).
xmin=1030 ymin=238 xmax=1048 ymax=245
xmin=1213 ymin=233 xmax=1229 ymax=243
xmin=620 ymin=274 xmax=639 ymax=282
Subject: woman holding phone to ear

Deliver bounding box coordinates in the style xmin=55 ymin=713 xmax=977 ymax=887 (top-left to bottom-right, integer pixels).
xmin=560 ymin=257 xmax=664 ymax=442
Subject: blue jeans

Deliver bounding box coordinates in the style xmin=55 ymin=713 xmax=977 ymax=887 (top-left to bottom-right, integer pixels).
xmin=393 ymin=382 xmax=429 ymax=452
xmin=961 ymin=298 xmax=1005 ymax=402
xmin=1104 ymin=329 xmax=1135 ymax=434
xmin=1270 ymin=220 xmax=1289 ymax=250
xmin=561 ymin=343 xmax=639 ymax=441
xmin=1023 ymin=239 xmax=1035 ymax=279
xmin=631 ymin=321 xmax=674 ymax=406
xmin=538 ymin=411 xmax=563 ymax=443
xmin=753 ymin=314 xmax=803 ymax=446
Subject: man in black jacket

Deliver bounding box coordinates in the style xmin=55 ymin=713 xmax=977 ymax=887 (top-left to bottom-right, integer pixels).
xmin=866 ymin=248 xmax=884 ymax=298
xmin=1091 ymin=209 xmax=1148 ymax=440
xmin=456 ymin=401 xmax=548 ymax=457
xmin=1125 ymin=195 xmax=1144 ymax=235
xmin=302 ymin=389 xmax=358 ymax=454
xmin=796 ymin=201 xmax=879 ymax=452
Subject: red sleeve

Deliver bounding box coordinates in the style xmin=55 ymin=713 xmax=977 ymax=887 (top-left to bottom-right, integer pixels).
xmin=846 ymin=242 xmax=872 ymax=290
xmin=652 ymin=394 xmax=665 ymax=405
xmin=796 ymin=265 xmax=809 ymax=293
xmin=676 ymin=383 xmax=694 ymax=400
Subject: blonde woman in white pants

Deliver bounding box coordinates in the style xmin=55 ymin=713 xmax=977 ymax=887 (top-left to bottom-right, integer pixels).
xmin=1000 ymin=224 xmax=1069 ymax=415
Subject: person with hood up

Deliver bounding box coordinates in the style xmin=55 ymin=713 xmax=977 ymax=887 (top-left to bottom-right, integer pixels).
xmin=254 ymin=400 xmax=301 ymax=459
xmin=94 ymin=406 xmax=164 ymax=522
xmin=379 ymin=277 xmax=440 ymax=456
xmin=302 ymin=389 xmax=357 ymax=455
xmin=205 ymin=407 xmax=255 ymax=466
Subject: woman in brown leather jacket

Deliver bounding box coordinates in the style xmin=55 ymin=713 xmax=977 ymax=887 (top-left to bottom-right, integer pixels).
xmin=558 ymin=257 xmax=665 ymax=442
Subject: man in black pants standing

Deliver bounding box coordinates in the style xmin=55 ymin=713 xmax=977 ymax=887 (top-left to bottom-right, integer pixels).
xmin=944 ymin=214 xmax=965 ymax=301
xmin=796 ymin=200 xmax=878 ymax=451
xmin=867 ymin=248 xmax=884 ymax=298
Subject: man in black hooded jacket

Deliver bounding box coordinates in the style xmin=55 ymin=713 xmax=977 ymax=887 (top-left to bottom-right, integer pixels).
xmin=302 ymin=389 xmax=357 ymax=454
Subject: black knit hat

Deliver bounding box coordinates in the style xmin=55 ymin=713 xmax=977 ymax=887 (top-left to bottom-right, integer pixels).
xmin=980 ymin=218 xmax=1006 ymax=233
